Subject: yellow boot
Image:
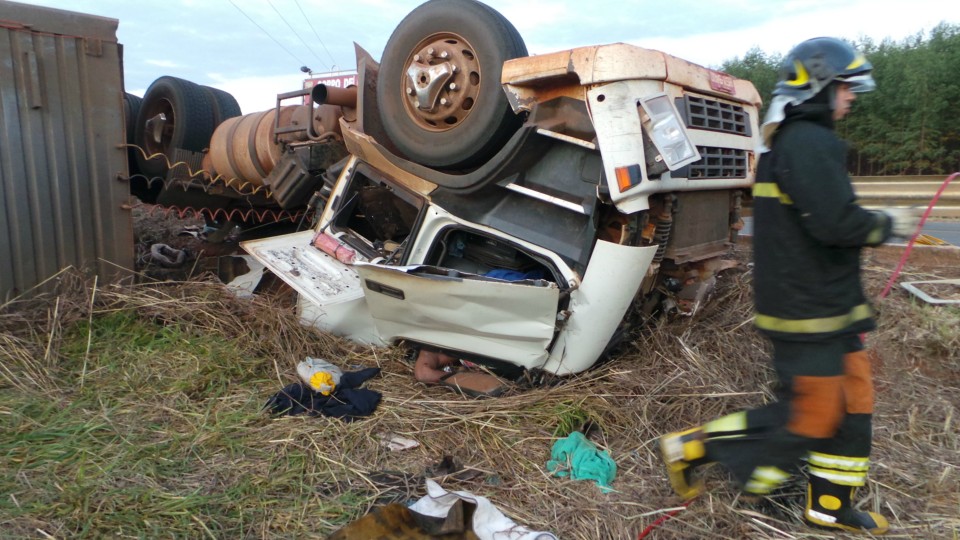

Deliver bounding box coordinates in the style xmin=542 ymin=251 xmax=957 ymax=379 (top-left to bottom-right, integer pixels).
xmin=659 ymin=427 xmax=708 ymax=500
xmin=804 ymin=475 xmax=889 ymax=534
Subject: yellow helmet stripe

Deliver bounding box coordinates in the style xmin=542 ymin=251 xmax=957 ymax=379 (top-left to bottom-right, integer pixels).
xmin=786 ymin=59 xmax=810 ymax=87
xmin=847 ymin=53 xmax=867 ymax=71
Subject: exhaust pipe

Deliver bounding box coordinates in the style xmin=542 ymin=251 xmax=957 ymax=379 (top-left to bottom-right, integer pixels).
xmin=311 ymin=84 xmax=357 ymax=108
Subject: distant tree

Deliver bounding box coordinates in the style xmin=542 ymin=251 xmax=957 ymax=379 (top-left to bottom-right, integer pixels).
xmin=719 ymin=47 xmax=780 ymax=117
xmin=847 ymin=25 xmax=960 ymax=175
xmin=721 ymin=24 xmax=960 ymax=175
xmin=926 ymin=23 xmax=960 ymax=173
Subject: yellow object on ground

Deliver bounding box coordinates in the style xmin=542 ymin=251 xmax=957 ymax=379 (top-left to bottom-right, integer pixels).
xmin=914 ymin=233 xmax=950 ymax=246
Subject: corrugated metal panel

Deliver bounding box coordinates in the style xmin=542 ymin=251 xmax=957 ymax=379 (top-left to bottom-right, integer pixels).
xmin=0 ymin=1 xmax=132 ymax=299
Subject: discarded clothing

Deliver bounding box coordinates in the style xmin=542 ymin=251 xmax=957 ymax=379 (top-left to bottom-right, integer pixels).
xmin=327 ymin=501 xmax=480 ymax=540
xmin=484 ymin=268 xmax=545 ymax=281
xmin=546 ymin=431 xmax=617 ymax=492
xmin=263 ymin=367 xmax=381 ymax=421
xmin=409 ymin=479 xmax=557 ymax=540
xmin=149 ymin=243 xmax=187 ymax=267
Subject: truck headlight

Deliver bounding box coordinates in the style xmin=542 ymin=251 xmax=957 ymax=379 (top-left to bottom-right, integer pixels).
xmin=639 ymin=93 xmax=700 ymax=170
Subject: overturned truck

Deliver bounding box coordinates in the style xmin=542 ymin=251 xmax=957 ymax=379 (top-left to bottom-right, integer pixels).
xmin=147 ymin=0 xmax=762 ymax=377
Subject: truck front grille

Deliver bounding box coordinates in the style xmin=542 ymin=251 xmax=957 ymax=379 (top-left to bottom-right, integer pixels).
xmin=688 ymin=147 xmax=748 ymax=179
xmin=678 ymin=96 xmax=750 ymax=136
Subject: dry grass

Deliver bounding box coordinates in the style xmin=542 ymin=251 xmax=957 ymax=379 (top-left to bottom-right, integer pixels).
xmin=1 ymin=243 xmax=958 ymax=539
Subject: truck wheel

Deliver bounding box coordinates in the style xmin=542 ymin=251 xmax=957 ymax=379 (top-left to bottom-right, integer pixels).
xmin=202 ymin=85 xmax=243 ymax=125
xmin=135 ymin=76 xmax=216 ymax=179
xmin=377 ymin=0 xmax=527 ymax=169
xmin=124 ymin=92 xmax=143 ymax=176
xmin=125 ymin=92 xmax=161 ymax=203
xmin=124 ymin=92 xmax=142 ymax=147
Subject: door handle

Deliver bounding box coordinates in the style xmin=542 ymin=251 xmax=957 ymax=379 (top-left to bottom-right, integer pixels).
xmin=365 ymin=280 xmax=405 ymax=300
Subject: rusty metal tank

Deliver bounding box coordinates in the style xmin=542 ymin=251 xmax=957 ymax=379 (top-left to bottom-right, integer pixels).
xmin=209 ymin=107 xmax=290 ymax=186
xmin=208 ymin=97 xmax=349 ymax=186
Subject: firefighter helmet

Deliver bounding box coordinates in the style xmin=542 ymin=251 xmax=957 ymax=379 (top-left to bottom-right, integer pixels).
xmin=759 ymin=37 xmax=875 ymax=150
xmin=773 ymin=37 xmax=876 ymax=103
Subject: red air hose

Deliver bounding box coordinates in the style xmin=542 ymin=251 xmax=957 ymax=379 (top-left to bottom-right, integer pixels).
xmin=637 ymin=500 xmax=694 ymax=539
xmin=879 ymin=172 xmax=960 ymax=299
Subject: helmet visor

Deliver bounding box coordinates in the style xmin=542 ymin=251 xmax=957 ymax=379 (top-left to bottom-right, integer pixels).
xmin=839 ymin=73 xmax=876 ymax=93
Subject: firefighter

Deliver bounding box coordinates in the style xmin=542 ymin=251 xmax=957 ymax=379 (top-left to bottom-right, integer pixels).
xmin=658 ymin=37 xmax=921 ymax=534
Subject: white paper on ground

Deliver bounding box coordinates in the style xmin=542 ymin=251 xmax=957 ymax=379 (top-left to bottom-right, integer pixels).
xmin=408 ymin=479 xmax=558 ymax=540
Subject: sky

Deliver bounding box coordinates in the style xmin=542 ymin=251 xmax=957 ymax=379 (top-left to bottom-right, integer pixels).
xmin=18 ymin=0 xmax=960 ymax=113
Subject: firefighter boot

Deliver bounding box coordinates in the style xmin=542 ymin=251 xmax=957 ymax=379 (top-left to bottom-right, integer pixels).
xmin=659 ymin=427 xmax=709 ymax=500
xmin=804 ymin=475 xmax=889 ymax=534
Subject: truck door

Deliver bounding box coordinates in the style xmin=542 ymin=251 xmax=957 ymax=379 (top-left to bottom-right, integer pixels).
xmin=354 ymin=231 xmax=563 ymax=369
xmin=241 ymin=230 xmax=384 ymax=345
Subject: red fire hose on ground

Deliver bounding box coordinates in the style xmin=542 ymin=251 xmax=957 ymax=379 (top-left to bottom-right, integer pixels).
xmin=879 ymin=172 xmax=960 ymax=299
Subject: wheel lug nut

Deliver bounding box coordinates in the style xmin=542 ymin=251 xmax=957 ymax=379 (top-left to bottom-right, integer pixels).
xmin=427 ymin=48 xmax=435 ymax=56
xmin=406 ymin=87 xmax=414 ymax=95
xmin=439 ymin=51 xmax=449 ymax=59
xmin=440 ymin=98 xmax=448 ymax=106
xmin=449 ymin=83 xmax=457 ymax=91
xmin=414 ymin=54 xmax=421 ymax=62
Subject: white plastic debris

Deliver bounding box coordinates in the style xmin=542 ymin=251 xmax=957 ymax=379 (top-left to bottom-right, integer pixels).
xmin=377 ymin=433 xmax=420 ymax=451
xmin=409 ymin=479 xmax=558 ymax=540
xmin=296 ymin=357 xmax=343 ymax=395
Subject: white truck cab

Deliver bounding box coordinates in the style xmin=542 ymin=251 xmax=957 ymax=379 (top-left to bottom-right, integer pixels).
xmin=242 ymin=1 xmax=761 ymax=377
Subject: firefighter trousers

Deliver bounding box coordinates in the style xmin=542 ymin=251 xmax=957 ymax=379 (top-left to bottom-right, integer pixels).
xmin=702 ymin=334 xmax=875 ymax=493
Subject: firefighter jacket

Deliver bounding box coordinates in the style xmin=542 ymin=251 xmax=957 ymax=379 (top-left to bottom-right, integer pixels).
xmin=751 ymin=102 xmax=892 ymax=341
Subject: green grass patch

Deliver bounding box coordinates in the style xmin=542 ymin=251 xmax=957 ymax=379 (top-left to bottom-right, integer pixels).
xmin=551 ymin=399 xmax=599 ymax=438
xmin=0 ymin=309 xmax=340 ymax=538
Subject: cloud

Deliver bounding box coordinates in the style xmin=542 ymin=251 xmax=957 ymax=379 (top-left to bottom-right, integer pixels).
xmin=205 ymin=73 xmax=310 ymax=114
xmin=145 ymin=59 xmax=181 ymax=69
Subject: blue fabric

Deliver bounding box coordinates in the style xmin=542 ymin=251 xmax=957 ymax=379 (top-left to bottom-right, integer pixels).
xmin=545 ymin=431 xmax=617 ymax=492
xmin=484 ymin=268 xmax=545 ymax=281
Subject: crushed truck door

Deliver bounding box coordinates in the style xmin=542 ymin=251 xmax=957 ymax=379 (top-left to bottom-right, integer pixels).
xmin=241 ymin=230 xmax=384 ymax=345
xmin=354 ymin=263 xmax=560 ymax=368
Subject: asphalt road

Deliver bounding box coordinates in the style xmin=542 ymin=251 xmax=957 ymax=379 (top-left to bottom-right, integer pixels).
xmin=740 ymin=217 xmax=960 ymax=246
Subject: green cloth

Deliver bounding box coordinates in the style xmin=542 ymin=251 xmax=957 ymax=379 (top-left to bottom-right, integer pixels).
xmin=546 ymin=431 xmax=616 ymax=492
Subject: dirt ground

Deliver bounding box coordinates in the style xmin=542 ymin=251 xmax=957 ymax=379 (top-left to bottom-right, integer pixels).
xmin=130 ymin=201 xmax=305 ymax=285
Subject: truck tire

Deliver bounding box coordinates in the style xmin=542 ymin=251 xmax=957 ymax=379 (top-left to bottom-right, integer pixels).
xmin=377 ymin=0 xmax=527 ymax=170
xmin=201 ymin=85 xmax=243 ymax=125
xmin=124 ymin=92 xmax=143 ymax=178
xmin=125 ymin=92 xmax=162 ymax=203
xmin=134 ymin=76 xmax=216 ymax=179
xmin=124 ymin=92 xmax=142 ymax=147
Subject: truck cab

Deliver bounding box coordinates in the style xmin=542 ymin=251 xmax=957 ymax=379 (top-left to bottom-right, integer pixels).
xmin=242 ymin=17 xmax=761 ymax=376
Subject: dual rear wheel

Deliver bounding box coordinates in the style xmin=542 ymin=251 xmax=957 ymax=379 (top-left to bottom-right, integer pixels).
xmin=377 ymin=0 xmax=527 ymax=170
xmin=132 ymin=76 xmax=242 ymax=185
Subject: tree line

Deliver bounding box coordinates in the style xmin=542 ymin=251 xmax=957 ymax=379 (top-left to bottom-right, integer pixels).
xmin=720 ymin=23 xmax=960 ymax=176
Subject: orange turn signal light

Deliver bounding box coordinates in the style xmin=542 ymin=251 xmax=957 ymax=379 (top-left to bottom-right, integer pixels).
xmin=615 ymin=165 xmax=640 ymax=192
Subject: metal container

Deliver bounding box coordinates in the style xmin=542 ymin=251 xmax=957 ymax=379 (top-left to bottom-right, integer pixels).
xmin=208 ymin=107 xmax=295 ymax=186
xmin=208 ymin=101 xmax=347 ymax=188
xmin=0 ymin=1 xmax=132 ymax=298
